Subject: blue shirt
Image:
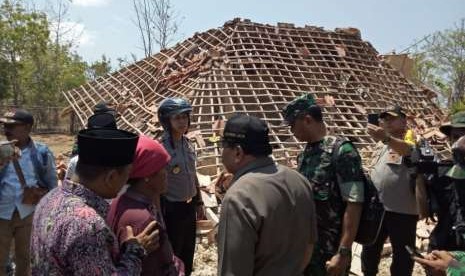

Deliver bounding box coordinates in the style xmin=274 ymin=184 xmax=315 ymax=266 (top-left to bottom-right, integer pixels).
xmin=0 ymin=140 xmax=57 ymax=220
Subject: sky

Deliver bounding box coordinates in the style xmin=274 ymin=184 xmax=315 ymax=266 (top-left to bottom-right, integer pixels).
xmin=40 ymin=0 xmax=465 ymax=65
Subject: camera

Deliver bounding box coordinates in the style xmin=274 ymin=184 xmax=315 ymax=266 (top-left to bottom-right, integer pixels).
xmin=409 ymin=139 xmax=452 ymax=175
xmin=0 ymin=141 xmax=15 ymax=160
xmin=367 ymin=113 xmax=379 ymax=126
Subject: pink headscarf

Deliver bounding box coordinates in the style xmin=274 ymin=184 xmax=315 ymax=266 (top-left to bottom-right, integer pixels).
xmin=130 ymin=135 xmax=171 ymax=179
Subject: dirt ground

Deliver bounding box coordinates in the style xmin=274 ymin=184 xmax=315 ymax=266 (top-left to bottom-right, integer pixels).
xmin=191 ymin=241 xmax=426 ymax=276
xmin=34 ymin=133 xmax=426 ymax=276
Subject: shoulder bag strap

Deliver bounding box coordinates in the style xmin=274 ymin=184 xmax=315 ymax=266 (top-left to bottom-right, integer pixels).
xmin=30 ymin=142 xmax=48 ymax=188
xmin=12 ymin=160 xmax=27 ymax=188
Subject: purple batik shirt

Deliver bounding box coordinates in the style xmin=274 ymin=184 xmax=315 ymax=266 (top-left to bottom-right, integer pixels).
xmin=30 ymin=180 xmax=145 ymax=276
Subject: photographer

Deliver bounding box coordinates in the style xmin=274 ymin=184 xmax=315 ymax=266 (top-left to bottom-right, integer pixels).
xmin=362 ymin=105 xmax=418 ymax=276
xmin=428 ymin=112 xmax=465 ymax=252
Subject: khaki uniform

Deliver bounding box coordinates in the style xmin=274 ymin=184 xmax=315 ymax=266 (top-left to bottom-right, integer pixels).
xmin=362 ymin=143 xmax=418 ymax=276
xmin=370 ymin=144 xmax=417 ymax=215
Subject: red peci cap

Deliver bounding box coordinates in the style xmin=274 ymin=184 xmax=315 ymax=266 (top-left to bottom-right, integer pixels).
xmin=130 ymin=135 xmax=171 ymax=179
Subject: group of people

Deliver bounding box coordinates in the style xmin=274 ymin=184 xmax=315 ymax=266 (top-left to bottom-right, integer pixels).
xmin=0 ymin=93 xmax=465 ymax=276
xmin=0 ymin=98 xmax=202 ymax=276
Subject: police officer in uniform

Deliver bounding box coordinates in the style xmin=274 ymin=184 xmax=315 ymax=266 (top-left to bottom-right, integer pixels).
xmin=363 ymin=105 xmax=418 ymax=276
xmin=158 ymin=97 xmax=204 ymax=276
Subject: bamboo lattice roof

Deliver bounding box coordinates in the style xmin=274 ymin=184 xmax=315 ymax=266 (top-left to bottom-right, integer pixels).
xmin=63 ymin=18 xmax=446 ymax=177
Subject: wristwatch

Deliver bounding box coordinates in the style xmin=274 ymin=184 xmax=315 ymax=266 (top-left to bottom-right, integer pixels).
xmin=382 ymin=135 xmax=392 ymax=144
xmin=337 ymin=246 xmax=352 ymax=257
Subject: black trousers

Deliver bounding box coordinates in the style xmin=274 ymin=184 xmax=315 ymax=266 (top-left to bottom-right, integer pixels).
xmin=361 ymin=211 xmax=418 ymax=276
xmin=162 ymin=199 xmax=197 ymax=276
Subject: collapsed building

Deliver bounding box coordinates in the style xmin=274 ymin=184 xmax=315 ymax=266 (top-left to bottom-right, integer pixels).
xmin=62 ymin=18 xmax=450 ymax=275
xmin=63 ymin=18 xmax=447 ymax=178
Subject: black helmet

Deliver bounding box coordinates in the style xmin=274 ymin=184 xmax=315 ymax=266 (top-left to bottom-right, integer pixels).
xmin=157 ymin=97 xmax=192 ymax=129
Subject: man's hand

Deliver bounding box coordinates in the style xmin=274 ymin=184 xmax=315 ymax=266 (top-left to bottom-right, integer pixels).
xmin=367 ymin=124 xmax=388 ymax=142
xmin=325 ymin=253 xmax=350 ymax=276
xmin=125 ymin=221 xmax=160 ymax=253
xmin=414 ymin=250 xmax=455 ymax=276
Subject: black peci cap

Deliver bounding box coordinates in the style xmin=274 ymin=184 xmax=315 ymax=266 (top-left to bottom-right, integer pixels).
xmin=77 ymin=128 xmax=139 ymax=167
xmin=222 ymin=114 xmax=272 ymax=156
xmin=93 ymin=102 xmax=116 ymax=115
xmin=87 ymin=113 xmax=117 ymax=129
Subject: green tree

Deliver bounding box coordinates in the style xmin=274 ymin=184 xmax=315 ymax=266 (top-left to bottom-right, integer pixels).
xmin=412 ymin=19 xmax=465 ymax=107
xmin=21 ymin=44 xmax=87 ymax=105
xmin=86 ymin=54 xmax=112 ymax=80
xmin=0 ymin=59 xmax=10 ymax=100
xmin=0 ymin=0 xmax=49 ymax=105
xmin=0 ymin=0 xmax=88 ymax=107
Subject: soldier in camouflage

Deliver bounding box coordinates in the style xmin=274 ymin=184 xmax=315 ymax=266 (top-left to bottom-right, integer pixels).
xmin=427 ymin=112 xmax=465 ymax=254
xmin=282 ymin=94 xmax=364 ymax=276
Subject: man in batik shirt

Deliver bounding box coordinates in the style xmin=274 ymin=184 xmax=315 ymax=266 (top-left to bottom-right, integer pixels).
xmin=30 ymin=128 xmax=159 ymax=275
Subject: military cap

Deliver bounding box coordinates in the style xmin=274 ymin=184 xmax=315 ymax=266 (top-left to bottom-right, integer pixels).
xmin=440 ymin=111 xmax=465 ymax=136
xmin=0 ymin=109 xmax=34 ymax=125
xmin=222 ymin=114 xmax=272 ymax=155
xmin=446 ymin=165 xmax=465 ymax=179
xmin=78 ymin=128 xmax=139 ymax=167
xmin=282 ymin=94 xmax=320 ymax=125
xmin=379 ymin=105 xmax=406 ymax=119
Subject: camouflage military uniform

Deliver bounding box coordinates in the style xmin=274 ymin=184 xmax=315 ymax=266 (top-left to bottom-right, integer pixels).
xmin=447 ymin=251 xmax=465 ymax=275
xmin=430 ymin=113 xmax=465 ymax=252
xmin=428 ymin=163 xmax=465 ymax=252
xmin=298 ymin=135 xmax=365 ymax=276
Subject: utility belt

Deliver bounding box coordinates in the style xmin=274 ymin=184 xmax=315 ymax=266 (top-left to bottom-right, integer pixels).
xmin=162 ymin=196 xmax=195 ymax=205
xmin=161 ymin=196 xmax=197 ymax=218
xmin=168 ymin=197 xmax=193 ymax=204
